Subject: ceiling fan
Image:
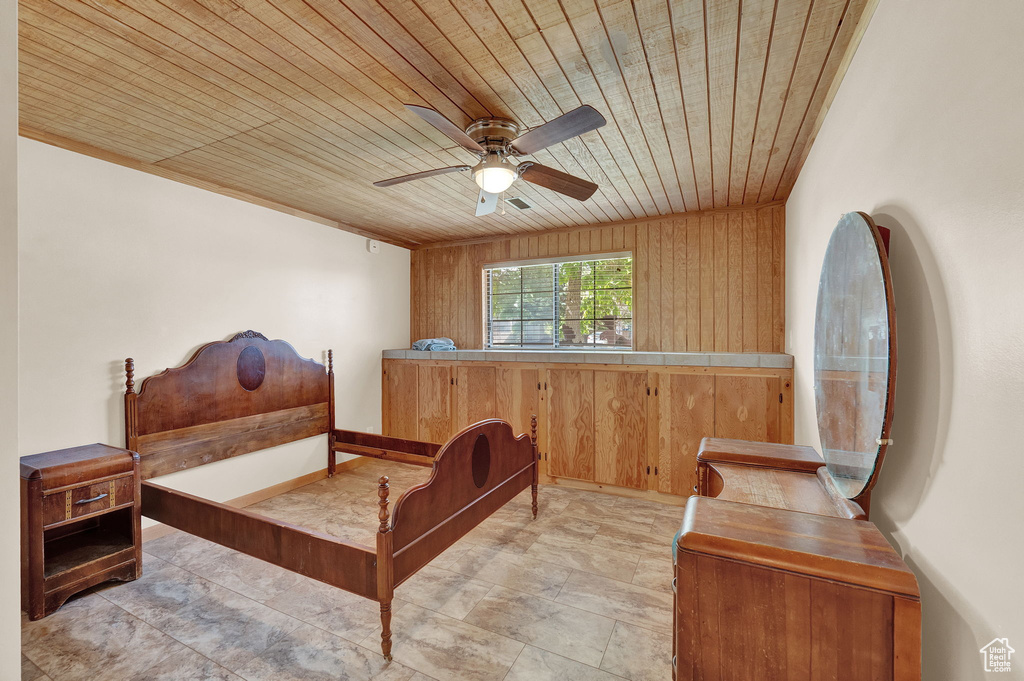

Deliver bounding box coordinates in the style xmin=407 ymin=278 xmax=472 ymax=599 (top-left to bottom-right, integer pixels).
xmin=373 ymin=104 xmax=607 ymax=216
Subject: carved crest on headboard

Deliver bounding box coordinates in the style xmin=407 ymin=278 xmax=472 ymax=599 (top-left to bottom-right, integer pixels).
xmin=231 ymin=330 xmax=269 ymax=342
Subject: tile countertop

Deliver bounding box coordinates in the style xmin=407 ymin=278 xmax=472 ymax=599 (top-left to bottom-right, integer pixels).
xmin=382 ymin=349 xmax=793 ymax=369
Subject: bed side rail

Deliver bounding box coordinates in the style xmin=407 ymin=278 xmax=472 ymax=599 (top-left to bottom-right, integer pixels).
xmin=142 ymin=481 xmax=378 ymax=599
xmin=331 ymin=429 xmax=441 ymax=467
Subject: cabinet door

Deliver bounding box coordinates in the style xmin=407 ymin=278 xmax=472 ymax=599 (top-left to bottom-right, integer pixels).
xmin=714 ymin=374 xmax=781 ymax=443
xmin=657 ymin=373 xmax=715 ymax=495
xmin=594 ymin=370 xmax=648 ymax=489
xmin=417 ymin=365 xmax=454 ymax=443
xmin=495 ymin=367 xmax=540 ymax=439
xmin=546 ymin=368 xmax=595 ymax=481
xmin=455 ymin=365 xmax=497 ymax=431
xmin=382 ymin=360 xmax=418 ymax=440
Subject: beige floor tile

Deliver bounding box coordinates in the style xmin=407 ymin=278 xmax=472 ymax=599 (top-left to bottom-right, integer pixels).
xmin=525 ymin=534 xmax=640 ymax=582
xmin=561 ymin=499 xmax=656 ymax=531
xmin=554 ymin=571 xmax=673 ymax=632
xmin=395 ymin=564 xmax=494 ymax=619
xmin=143 ymin=531 xmax=229 ymax=570
xmin=600 ymin=620 xmax=674 ymax=681
xmin=651 ymin=512 xmax=685 ymax=538
xmin=150 ymin=582 xmax=303 ymax=672
xmin=505 ymin=646 xmax=623 ymax=681
xmin=502 ymin=513 xmax=601 ymax=546
xmin=448 ymin=546 xmax=571 ymax=598
xmin=22 ymin=595 xmax=185 ymax=681
xmin=427 ymin=542 xmax=472 ymax=568
xmin=127 ymin=645 xmax=242 ymax=680
xmin=611 ymin=496 xmax=686 ymax=515
xmin=185 ymin=547 xmax=305 ymax=603
xmin=236 ymin=623 xmax=416 ymax=681
xmin=464 ymin=586 xmax=615 ymax=667
xmin=631 ymin=554 xmax=674 ymax=593
xmin=21 ymin=655 xmax=46 ymax=681
xmin=361 ymin=604 xmax=523 ymax=681
xmin=460 ymin=518 xmax=540 ymax=554
xmin=264 ymin=578 xmax=406 ymax=644
xmin=96 ymin=553 xmax=217 ymax=622
xmin=590 ymin=522 xmax=676 ymax=558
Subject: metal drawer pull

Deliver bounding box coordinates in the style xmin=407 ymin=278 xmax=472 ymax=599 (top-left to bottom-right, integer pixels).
xmin=672 ymin=577 xmax=677 ymax=593
xmin=75 ymin=493 xmax=109 ymax=505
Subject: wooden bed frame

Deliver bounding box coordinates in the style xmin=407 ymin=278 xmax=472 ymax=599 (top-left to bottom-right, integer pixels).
xmin=123 ymin=330 xmax=539 ymax=659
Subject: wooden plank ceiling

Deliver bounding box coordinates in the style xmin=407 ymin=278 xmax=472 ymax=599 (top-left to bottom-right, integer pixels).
xmin=18 ymin=0 xmax=871 ymax=247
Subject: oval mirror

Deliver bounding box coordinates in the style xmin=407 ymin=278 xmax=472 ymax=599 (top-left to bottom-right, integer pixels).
xmin=814 ymin=212 xmax=897 ymax=500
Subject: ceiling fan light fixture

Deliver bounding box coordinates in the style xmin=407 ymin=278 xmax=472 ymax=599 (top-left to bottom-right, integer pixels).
xmin=472 ymin=154 xmax=517 ymax=194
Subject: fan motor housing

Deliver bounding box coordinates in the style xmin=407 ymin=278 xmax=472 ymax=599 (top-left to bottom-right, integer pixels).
xmin=466 ymin=118 xmax=520 ymax=151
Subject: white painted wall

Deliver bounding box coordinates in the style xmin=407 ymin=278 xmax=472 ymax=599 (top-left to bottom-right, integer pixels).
xmin=0 ymin=0 xmax=20 ymax=674
xmin=786 ymin=0 xmax=1024 ymax=677
xmin=17 ymin=138 xmax=410 ymax=503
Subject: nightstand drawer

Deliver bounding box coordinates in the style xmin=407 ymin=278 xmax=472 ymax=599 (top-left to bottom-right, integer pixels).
xmin=41 ymin=476 xmax=134 ymax=527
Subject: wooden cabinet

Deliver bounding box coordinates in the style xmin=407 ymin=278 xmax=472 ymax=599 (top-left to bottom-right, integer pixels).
xmin=382 ymin=360 xmax=419 ymax=440
xmin=382 ymin=358 xmax=793 ymax=499
xmin=546 ymin=368 xmax=595 ymax=482
xmin=494 ymin=367 xmax=540 ymax=439
xmin=594 ymin=370 xmax=648 ymax=489
xmin=454 ymin=364 xmax=497 ymax=432
xmin=714 ymin=374 xmax=781 ymax=442
xmin=417 ymin=365 xmax=455 ymax=444
xmin=656 ymin=373 xmax=715 ymax=496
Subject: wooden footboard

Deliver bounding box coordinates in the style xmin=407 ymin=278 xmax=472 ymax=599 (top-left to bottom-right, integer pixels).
xmin=387 ymin=418 xmax=538 ymax=584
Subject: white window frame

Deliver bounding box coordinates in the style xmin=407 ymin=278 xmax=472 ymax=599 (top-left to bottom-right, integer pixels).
xmin=483 ymin=251 xmax=633 ymax=351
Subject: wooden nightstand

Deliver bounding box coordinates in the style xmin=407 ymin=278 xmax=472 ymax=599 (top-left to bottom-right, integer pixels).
xmin=20 ymin=443 xmax=142 ymax=620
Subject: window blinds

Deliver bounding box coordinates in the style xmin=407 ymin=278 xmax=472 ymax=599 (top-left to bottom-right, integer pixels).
xmin=485 ymin=255 xmax=633 ymax=349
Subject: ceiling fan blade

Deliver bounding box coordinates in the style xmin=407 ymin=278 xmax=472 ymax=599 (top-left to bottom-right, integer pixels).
xmin=405 ymin=105 xmax=485 ymax=154
xmin=519 ymin=163 xmax=598 ymax=201
xmin=510 ymin=105 xmax=607 ymax=155
xmin=475 ymin=189 xmax=498 ymax=216
xmin=373 ymin=165 xmax=471 ymax=187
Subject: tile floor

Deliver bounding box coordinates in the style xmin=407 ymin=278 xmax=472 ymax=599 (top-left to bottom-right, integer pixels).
xmin=21 ymin=460 xmax=684 ymax=681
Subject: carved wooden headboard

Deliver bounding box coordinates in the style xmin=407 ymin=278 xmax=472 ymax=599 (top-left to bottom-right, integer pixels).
xmin=125 ymin=331 xmax=334 ymax=479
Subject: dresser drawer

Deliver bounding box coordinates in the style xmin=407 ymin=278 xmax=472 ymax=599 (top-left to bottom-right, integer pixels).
xmin=41 ymin=476 xmax=134 ymax=527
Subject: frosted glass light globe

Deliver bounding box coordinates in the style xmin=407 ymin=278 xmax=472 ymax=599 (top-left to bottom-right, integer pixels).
xmin=473 ymin=155 xmax=516 ymax=194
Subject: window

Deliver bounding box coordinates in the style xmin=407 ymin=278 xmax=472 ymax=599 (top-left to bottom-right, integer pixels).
xmin=485 ymin=253 xmax=633 ymax=349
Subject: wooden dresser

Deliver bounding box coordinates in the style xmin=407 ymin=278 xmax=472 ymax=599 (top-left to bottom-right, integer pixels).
xmin=20 ymin=443 xmax=142 ymax=619
xmin=673 ymin=213 xmax=920 ymax=679
xmin=674 ymin=497 xmax=921 ymax=681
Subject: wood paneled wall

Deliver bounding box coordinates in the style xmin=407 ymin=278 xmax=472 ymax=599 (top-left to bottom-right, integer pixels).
xmin=410 ymin=203 xmax=785 ymax=353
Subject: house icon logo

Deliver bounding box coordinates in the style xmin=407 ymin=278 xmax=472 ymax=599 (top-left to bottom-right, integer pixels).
xmin=980 ymin=638 xmax=1015 ymax=673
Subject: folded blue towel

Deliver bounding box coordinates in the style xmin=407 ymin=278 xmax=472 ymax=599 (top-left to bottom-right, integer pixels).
xmin=412 ymin=337 xmax=457 ymax=352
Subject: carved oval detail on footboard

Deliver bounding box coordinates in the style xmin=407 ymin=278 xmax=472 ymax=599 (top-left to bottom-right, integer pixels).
xmin=471 ymin=435 xmax=491 ymax=488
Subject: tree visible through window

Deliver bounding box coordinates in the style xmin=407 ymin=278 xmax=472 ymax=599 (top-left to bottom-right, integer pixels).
xmin=486 ymin=255 xmax=633 ymax=349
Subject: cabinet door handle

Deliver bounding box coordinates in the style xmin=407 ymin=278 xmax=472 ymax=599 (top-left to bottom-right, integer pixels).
xmin=75 ymin=493 xmax=109 ymax=505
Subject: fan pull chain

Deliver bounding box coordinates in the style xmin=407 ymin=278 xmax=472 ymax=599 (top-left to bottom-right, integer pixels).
xmin=501 ymin=191 xmax=506 ymax=215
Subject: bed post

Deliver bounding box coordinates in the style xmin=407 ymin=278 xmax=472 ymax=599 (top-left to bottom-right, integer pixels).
xmin=376 ymin=476 xmax=394 ymax=661
xmin=530 ymin=414 xmax=539 ymax=519
xmin=124 ymin=358 xmax=139 ymax=452
xmin=327 ymin=349 xmax=336 ymax=477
